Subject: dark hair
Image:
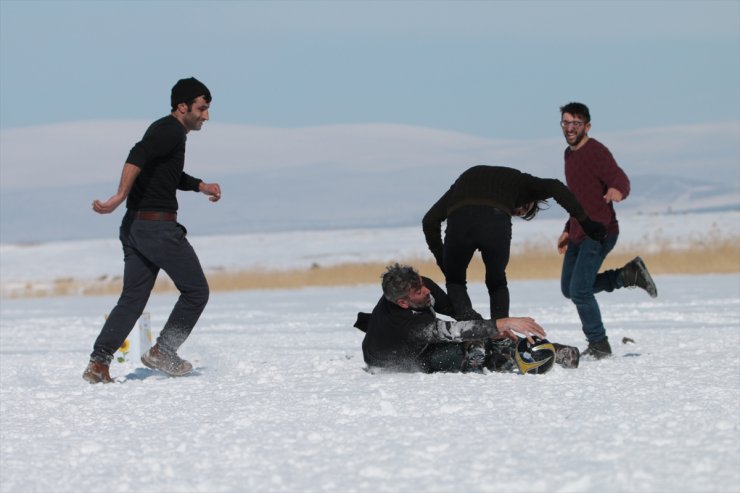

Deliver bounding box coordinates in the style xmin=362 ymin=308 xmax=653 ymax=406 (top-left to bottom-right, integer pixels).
xmin=170 ymin=77 xmax=212 ymax=111
xmin=381 ymin=263 xmax=422 ymax=302
xmin=521 ymin=199 xmax=549 ymax=221
xmin=560 ymin=102 xmax=591 ymax=123
xmin=171 ymin=97 xmax=210 ymax=113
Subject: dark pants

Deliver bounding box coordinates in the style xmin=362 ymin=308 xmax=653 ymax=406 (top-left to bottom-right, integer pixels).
xmin=560 ymin=234 xmax=622 ymax=344
xmin=90 ymin=213 xmax=209 ymax=363
xmin=422 ymin=343 xmax=466 ymax=372
xmin=443 ymin=206 xmax=512 ymax=318
xmin=421 ymin=339 xmax=517 ymax=373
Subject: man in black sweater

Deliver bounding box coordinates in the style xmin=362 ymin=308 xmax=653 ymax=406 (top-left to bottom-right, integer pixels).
xmin=83 ymin=77 xmax=222 ymax=384
xmin=422 ymin=165 xmax=606 ymax=321
xmin=355 ymin=264 xmax=579 ymax=373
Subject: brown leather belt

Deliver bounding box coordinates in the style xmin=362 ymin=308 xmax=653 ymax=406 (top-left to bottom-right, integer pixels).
xmin=133 ymin=211 xmax=177 ymax=221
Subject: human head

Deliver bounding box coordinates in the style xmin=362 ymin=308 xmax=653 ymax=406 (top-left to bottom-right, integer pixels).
xmin=171 ymin=77 xmax=211 ymax=132
xmin=381 ymin=263 xmax=431 ymax=309
xmin=513 ymin=199 xmax=549 ymax=221
xmin=171 ymin=77 xmax=212 ymax=111
xmin=560 ymin=102 xmax=590 ymax=123
xmin=559 ymin=102 xmax=592 ymax=148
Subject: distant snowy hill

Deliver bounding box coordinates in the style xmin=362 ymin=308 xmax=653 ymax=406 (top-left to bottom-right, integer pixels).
xmin=1 ymin=120 xmax=738 ymax=243
xmin=627 ymin=174 xmax=740 ymax=214
xmin=0 ymin=168 xmax=737 ymax=244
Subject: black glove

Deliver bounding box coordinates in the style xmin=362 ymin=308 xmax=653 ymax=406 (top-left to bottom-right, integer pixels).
xmin=579 ymin=217 xmax=607 ymax=242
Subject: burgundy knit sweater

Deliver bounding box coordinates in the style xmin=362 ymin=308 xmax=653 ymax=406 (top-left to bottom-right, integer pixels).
xmin=564 ymin=138 xmax=630 ymax=244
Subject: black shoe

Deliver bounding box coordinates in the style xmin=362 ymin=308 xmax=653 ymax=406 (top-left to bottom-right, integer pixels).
xmin=462 ymin=341 xmax=487 ymax=372
xmin=446 ymin=284 xmax=483 ymax=321
xmin=485 ymin=339 xmax=517 ymax=372
xmin=621 ymin=257 xmax=657 ymax=298
xmin=582 ymin=339 xmax=612 ymax=360
xmin=553 ymin=344 xmax=580 ymax=369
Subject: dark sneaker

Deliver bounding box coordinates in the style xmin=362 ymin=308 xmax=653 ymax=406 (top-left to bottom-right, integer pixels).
xmin=462 ymin=341 xmax=487 ymax=372
xmin=82 ymin=360 xmax=113 ymax=384
xmin=582 ymin=339 xmax=613 ymax=360
xmin=485 ymin=339 xmax=518 ymax=373
xmin=141 ymin=344 xmax=193 ymax=376
xmin=622 ymin=257 xmax=657 ymax=298
xmin=446 ymin=284 xmax=484 ymax=321
xmin=553 ymin=344 xmax=580 ymax=369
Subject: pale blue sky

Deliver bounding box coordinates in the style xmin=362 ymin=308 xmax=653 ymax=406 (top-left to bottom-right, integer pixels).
xmin=1 ymin=0 xmax=738 ymax=139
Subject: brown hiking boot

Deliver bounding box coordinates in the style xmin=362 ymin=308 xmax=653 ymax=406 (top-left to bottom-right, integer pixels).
xmin=141 ymin=344 xmax=193 ymax=377
xmin=82 ymin=360 xmax=113 ymax=384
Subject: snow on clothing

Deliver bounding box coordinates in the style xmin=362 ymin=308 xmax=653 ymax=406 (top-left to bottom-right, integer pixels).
xmin=90 ymin=115 xmax=209 ymax=365
xmin=358 ymin=277 xmax=499 ymax=372
xmin=563 ymin=138 xmax=630 ymax=244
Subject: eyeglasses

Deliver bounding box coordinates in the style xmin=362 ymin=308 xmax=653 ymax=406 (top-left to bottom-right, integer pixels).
xmin=560 ymin=120 xmax=586 ymax=128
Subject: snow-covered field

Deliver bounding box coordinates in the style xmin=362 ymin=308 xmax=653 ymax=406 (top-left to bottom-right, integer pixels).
xmin=1 ymin=211 xmax=739 ymax=492
xmin=1 ymin=275 xmax=738 ymax=493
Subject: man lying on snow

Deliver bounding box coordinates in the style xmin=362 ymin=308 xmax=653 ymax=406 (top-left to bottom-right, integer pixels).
xmin=353 ymin=263 xmax=580 ymax=374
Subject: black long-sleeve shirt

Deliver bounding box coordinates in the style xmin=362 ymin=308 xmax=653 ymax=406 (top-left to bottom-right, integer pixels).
xmin=125 ymin=115 xmax=203 ymax=212
xmin=422 ymin=165 xmax=588 ymax=256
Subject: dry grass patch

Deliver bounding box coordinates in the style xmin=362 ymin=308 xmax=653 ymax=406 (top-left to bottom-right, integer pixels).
xmin=16 ymin=238 xmax=735 ymax=299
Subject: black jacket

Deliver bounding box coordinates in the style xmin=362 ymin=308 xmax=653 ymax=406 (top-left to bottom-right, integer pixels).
xmin=356 ymin=277 xmax=499 ymax=372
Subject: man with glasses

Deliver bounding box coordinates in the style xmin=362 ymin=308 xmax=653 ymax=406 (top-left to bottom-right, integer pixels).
xmin=557 ymin=102 xmax=657 ymax=360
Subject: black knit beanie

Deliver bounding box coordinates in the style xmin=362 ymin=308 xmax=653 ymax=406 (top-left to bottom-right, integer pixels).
xmin=171 ymin=77 xmax=211 ymax=107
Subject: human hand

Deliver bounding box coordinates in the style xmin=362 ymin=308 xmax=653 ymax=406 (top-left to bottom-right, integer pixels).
xmin=92 ymin=195 xmax=124 ymax=214
xmin=557 ymin=232 xmax=569 ymax=254
xmin=200 ymin=182 xmax=222 ymax=202
xmin=604 ymin=187 xmax=624 ymax=203
xmin=496 ymin=316 xmax=546 ymax=344
xmin=579 ymin=217 xmax=607 ymax=242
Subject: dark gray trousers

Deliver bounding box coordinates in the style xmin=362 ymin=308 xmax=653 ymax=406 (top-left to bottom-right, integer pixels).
xmin=90 ymin=213 xmax=209 ymax=363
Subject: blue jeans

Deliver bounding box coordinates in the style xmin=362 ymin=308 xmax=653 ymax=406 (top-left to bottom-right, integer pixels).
xmin=90 ymin=212 xmax=209 ymax=363
xmin=561 ymin=234 xmax=622 ymax=344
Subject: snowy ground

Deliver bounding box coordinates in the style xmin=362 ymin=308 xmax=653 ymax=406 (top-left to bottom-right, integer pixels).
xmin=1 ymin=212 xmax=739 ymax=492
xmin=1 ymin=273 xmax=739 ymax=493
